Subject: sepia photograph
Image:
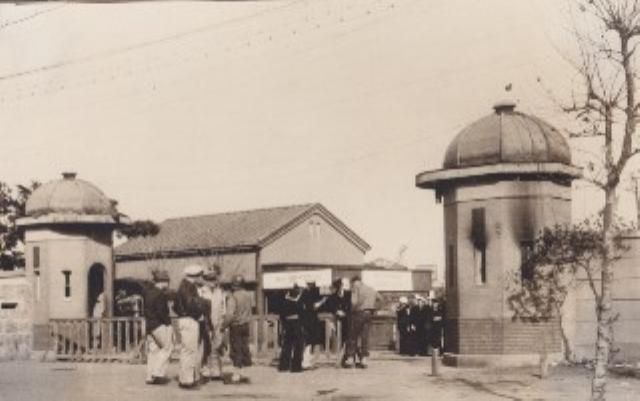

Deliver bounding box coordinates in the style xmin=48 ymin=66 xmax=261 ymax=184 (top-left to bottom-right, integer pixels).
xmin=1 ymin=0 xmax=640 ymax=400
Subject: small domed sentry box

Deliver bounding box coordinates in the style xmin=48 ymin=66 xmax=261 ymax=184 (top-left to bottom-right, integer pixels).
xmin=17 ymin=173 xmax=130 ymax=350
xmin=416 ymin=102 xmax=581 ymax=367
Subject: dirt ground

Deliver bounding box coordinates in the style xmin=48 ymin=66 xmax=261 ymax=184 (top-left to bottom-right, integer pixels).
xmin=1 ymin=355 xmax=639 ymax=401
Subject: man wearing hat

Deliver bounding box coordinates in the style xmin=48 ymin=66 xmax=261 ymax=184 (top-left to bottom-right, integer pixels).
xmin=143 ymin=269 xmax=173 ymax=385
xmin=174 ymin=264 xmax=209 ymax=389
xmin=199 ymin=265 xmax=227 ymax=381
xmin=343 ymin=275 xmax=380 ymax=369
xmin=222 ymin=274 xmax=253 ymax=384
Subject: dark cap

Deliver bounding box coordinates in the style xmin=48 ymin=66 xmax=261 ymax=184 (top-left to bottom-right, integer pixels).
xmin=152 ymin=269 xmax=170 ymax=282
xmin=203 ymin=268 xmax=219 ymax=281
xmin=231 ymin=274 xmax=245 ymax=288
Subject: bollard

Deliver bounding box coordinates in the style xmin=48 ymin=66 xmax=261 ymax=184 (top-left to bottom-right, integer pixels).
xmin=431 ymin=348 xmax=439 ymax=376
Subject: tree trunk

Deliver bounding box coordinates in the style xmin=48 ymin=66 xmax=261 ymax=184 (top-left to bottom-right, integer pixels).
xmin=591 ymin=187 xmax=616 ymax=401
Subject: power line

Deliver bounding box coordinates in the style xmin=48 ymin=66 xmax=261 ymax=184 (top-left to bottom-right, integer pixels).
xmin=0 ymin=4 xmax=66 ymax=31
xmin=0 ymin=0 xmax=304 ymax=82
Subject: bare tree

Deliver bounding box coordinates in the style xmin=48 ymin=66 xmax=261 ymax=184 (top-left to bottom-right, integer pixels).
xmin=546 ymin=1 xmax=640 ymax=399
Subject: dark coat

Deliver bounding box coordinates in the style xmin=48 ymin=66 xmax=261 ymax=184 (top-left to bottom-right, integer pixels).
xmin=143 ymin=285 xmax=171 ymax=332
xmin=174 ymin=279 xmax=207 ymax=320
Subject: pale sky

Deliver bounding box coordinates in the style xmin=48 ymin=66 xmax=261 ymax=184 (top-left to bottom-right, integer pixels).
xmin=1 ymin=0 xmax=634 ymax=280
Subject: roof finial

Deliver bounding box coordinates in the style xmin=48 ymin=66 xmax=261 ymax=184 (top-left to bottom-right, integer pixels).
xmin=493 ymin=100 xmax=516 ymax=114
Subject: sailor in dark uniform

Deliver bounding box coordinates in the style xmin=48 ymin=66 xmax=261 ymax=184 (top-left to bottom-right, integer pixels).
xmin=174 ymin=264 xmax=209 ymax=389
xmin=278 ymin=279 xmax=306 ymax=373
xmin=143 ymin=269 xmax=173 ymax=385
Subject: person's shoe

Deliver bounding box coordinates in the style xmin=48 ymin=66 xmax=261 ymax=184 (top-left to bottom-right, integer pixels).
xmin=146 ymin=376 xmax=169 ymax=385
xmin=340 ymin=360 xmax=354 ymax=369
xmin=178 ymin=382 xmax=199 ymax=390
xmin=209 ymin=375 xmax=223 ymax=381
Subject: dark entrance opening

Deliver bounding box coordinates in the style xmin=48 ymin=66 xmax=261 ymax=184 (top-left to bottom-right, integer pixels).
xmin=88 ymin=264 xmax=106 ymax=317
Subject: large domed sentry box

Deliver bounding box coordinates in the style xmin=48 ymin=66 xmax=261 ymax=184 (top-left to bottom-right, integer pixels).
xmin=17 ymin=173 xmax=129 ymax=350
xmin=416 ymin=102 xmax=581 ymax=367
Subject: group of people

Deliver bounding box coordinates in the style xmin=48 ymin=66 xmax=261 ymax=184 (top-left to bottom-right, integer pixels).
xmin=142 ymin=263 xmax=253 ymax=390
xmin=277 ymin=275 xmax=381 ymax=372
xmin=396 ymin=295 xmax=443 ymax=356
xmin=140 ymin=265 xmax=384 ymax=390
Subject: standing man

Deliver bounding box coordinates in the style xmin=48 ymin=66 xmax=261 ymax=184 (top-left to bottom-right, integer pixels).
xmin=343 ymin=275 xmax=380 ymax=369
xmin=301 ymin=280 xmax=326 ymax=369
xmin=143 ymin=269 xmax=173 ymax=385
xmin=174 ymin=264 xmax=208 ymax=389
xmin=223 ymin=274 xmax=253 ymax=384
xmin=278 ymin=279 xmax=306 ymax=373
xmin=199 ymin=265 xmax=227 ymax=381
xmin=396 ymin=296 xmax=412 ymax=356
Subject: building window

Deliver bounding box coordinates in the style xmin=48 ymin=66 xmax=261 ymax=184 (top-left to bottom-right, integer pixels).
xmin=447 ymin=244 xmax=456 ymax=288
xmin=33 ymin=246 xmax=40 ymax=272
xmin=33 ymin=247 xmax=41 ymax=302
xmin=520 ymin=240 xmax=535 ymax=281
xmin=62 ymin=270 xmax=72 ymax=298
xmin=471 ymin=208 xmax=487 ymax=285
xmin=473 ymin=244 xmax=487 ymax=285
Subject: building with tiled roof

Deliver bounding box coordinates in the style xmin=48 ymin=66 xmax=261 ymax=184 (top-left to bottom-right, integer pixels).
xmin=115 ymin=203 xmax=371 ymax=314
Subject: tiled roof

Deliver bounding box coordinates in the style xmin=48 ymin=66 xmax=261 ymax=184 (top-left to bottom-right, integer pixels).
xmin=116 ymin=203 xmax=369 ymax=257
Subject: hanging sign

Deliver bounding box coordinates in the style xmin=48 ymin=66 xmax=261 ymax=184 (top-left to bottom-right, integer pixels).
xmin=263 ymin=269 xmax=332 ymax=290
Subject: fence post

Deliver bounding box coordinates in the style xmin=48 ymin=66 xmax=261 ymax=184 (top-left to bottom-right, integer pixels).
xmin=431 ymin=348 xmax=439 ymax=376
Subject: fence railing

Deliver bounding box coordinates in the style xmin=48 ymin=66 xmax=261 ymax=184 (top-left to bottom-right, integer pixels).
xmin=49 ymin=318 xmax=146 ymax=362
xmin=49 ymin=314 xmax=349 ymax=363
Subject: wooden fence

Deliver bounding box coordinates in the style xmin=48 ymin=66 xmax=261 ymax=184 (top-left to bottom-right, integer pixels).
xmin=49 ymin=318 xmax=146 ymax=362
xmin=48 ymin=314 xmax=348 ymax=363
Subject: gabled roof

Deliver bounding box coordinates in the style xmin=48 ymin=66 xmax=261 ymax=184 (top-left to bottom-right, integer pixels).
xmin=115 ymin=203 xmax=370 ymax=258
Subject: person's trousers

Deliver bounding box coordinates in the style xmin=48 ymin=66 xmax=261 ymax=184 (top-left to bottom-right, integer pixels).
xmin=202 ymin=328 xmax=224 ymax=377
xmin=229 ymin=323 xmax=252 ymax=368
xmin=178 ymin=317 xmax=200 ymax=385
xmin=345 ymin=310 xmax=372 ymax=360
xmin=278 ymin=319 xmax=304 ymax=372
xmin=146 ymin=324 xmax=174 ymax=381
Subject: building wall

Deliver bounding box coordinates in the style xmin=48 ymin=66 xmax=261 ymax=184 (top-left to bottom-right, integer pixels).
xmin=261 ymin=212 xmax=365 ymax=265
xmin=442 ymin=179 xmax=571 ymax=355
xmin=24 ymin=226 xmax=113 ymax=324
xmin=116 ymin=251 xmax=258 ymax=288
xmin=0 ymin=274 xmax=33 ymax=360
xmin=568 ymin=233 xmax=640 ymax=363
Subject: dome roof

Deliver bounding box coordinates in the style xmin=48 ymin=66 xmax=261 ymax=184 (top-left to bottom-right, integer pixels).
xmin=443 ymin=102 xmax=571 ymax=169
xmin=25 ymin=172 xmax=117 ymax=217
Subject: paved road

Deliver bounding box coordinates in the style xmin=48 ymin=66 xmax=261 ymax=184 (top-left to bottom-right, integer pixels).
xmin=1 ymin=356 xmax=638 ymax=400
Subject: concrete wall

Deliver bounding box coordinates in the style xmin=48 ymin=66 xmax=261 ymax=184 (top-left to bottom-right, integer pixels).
xmin=261 ymin=212 xmax=365 ymax=265
xmin=24 ymin=226 xmax=114 ymax=323
xmin=0 ymin=274 xmax=33 ymax=361
xmin=569 ymin=233 xmax=640 ymax=363
xmin=442 ymin=179 xmax=571 ymax=355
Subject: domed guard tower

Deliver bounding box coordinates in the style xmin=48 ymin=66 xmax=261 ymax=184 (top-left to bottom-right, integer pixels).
xmin=416 ymin=102 xmax=581 ymax=367
xmin=17 ymin=173 xmax=129 ymax=349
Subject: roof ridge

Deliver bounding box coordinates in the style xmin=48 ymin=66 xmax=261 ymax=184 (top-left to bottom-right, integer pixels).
xmin=162 ymin=202 xmax=319 ymax=223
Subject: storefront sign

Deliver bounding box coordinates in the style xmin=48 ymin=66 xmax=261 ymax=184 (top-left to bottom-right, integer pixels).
xmin=362 ymin=270 xmax=412 ymax=292
xmin=263 ymin=269 xmax=332 ymax=289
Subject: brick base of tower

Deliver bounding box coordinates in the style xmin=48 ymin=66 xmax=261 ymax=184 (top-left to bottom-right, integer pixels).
xmin=442 ymin=318 xmax=563 ymax=367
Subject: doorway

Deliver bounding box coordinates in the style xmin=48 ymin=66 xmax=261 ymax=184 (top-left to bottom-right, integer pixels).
xmin=88 ymin=263 xmax=106 ymax=318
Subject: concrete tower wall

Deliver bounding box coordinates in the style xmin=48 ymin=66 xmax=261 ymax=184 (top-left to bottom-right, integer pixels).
xmin=442 ymin=179 xmax=570 ymax=362
xmin=24 ymin=227 xmax=113 ymax=343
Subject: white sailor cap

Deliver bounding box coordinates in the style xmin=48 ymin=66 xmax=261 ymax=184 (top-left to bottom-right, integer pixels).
xmin=184 ymin=264 xmax=204 ymax=277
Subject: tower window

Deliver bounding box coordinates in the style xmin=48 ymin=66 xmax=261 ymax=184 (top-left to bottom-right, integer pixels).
xmin=447 ymin=244 xmax=456 ymax=288
xmin=473 ymin=244 xmax=487 ymax=285
xmin=62 ymin=270 xmax=72 ymax=298
xmin=471 ymin=208 xmax=487 ymax=285
xmin=33 ymin=246 xmax=40 ymax=272
xmin=520 ymin=240 xmax=535 ymax=281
